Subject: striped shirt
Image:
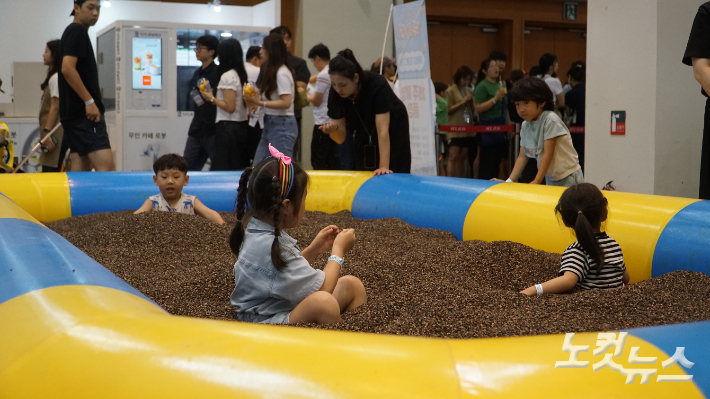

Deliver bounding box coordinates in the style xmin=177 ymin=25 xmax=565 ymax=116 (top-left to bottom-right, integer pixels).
xmin=559 ymin=232 xmax=626 ymax=290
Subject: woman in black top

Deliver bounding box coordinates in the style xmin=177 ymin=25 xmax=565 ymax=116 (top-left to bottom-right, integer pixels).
xmin=319 ymin=49 xmax=411 ymax=175
xmin=684 ymin=2 xmax=710 ymax=199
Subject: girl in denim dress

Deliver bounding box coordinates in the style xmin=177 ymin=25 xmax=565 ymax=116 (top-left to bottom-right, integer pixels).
xmin=229 ymin=144 xmax=367 ymax=324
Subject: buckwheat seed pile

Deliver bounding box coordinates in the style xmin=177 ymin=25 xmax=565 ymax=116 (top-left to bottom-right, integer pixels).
xmin=47 ymin=210 xmax=710 ymax=339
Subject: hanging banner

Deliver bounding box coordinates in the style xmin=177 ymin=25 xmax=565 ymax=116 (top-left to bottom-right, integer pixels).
xmin=393 ymin=0 xmax=437 ymax=176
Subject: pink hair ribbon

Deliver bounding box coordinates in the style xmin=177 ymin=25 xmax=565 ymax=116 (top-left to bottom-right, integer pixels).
xmin=269 ymin=144 xmax=291 ymax=165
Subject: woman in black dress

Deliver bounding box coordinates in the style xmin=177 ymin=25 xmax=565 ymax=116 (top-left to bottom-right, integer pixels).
xmin=684 ymin=2 xmax=710 ymax=199
xmin=319 ymin=49 xmax=411 ymax=175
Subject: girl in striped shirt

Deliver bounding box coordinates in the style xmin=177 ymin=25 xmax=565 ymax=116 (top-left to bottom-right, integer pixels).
xmin=521 ymin=183 xmax=630 ymax=295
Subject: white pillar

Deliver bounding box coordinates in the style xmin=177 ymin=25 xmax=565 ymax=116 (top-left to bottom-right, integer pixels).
xmin=586 ymin=0 xmax=706 ymax=197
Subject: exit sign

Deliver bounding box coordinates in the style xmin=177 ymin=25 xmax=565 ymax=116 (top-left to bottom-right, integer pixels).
xmin=564 ymin=2 xmax=578 ymax=20
xmin=611 ymin=111 xmax=626 ymax=135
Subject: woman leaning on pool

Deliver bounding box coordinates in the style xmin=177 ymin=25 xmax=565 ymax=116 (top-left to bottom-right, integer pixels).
xmin=319 ymin=49 xmax=411 ymax=175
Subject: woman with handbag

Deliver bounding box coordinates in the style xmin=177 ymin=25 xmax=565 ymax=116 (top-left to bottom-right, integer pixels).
xmin=319 ymin=49 xmax=410 ymax=175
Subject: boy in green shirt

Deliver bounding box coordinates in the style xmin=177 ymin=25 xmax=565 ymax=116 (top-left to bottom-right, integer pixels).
xmin=435 ymin=82 xmax=449 ymax=126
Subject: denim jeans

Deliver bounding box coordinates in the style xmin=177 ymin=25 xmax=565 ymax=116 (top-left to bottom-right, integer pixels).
xmin=253 ymin=115 xmax=298 ymax=165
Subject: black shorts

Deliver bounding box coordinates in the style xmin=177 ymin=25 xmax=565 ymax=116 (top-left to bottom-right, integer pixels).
xmin=62 ymin=115 xmax=111 ymax=157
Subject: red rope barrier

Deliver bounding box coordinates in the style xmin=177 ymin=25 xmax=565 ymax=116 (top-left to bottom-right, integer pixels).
xmin=439 ymin=125 xmax=585 ymax=134
xmin=440 ymin=125 xmax=514 ymax=133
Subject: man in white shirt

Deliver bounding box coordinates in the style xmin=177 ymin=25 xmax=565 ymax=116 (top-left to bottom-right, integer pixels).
xmin=244 ymin=46 xmax=262 ymax=165
xmin=307 ymin=43 xmax=335 ymax=170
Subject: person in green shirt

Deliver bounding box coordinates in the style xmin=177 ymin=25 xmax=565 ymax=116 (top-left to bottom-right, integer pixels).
xmin=435 ymin=82 xmax=449 ymax=126
xmin=434 ymin=82 xmax=449 ymax=175
xmin=474 ymin=58 xmax=507 ymax=180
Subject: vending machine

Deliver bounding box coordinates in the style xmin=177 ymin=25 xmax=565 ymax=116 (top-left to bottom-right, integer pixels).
xmin=97 ymin=21 xmax=269 ymax=171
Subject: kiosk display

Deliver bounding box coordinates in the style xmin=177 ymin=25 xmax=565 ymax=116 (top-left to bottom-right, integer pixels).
xmin=132 ymin=37 xmax=162 ymax=90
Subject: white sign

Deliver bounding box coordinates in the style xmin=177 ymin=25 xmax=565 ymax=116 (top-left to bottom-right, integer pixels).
xmin=393 ymin=1 xmax=436 ymax=176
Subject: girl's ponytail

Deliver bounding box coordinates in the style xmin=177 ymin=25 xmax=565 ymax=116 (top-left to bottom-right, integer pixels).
xmin=555 ymin=183 xmax=609 ymax=275
xmin=229 ymin=168 xmax=254 ymax=257
xmin=573 ymin=211 xmax=605 ymax=274
xmin=269 ymin=177 xmax=287 ymax=271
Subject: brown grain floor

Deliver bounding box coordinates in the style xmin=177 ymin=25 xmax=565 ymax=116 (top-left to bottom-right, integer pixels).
xmin=47 ymin=210 xmax=710 ymax=339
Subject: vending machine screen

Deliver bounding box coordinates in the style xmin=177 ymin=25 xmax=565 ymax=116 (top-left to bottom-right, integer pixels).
xmin=132 ymin=37 xmax=162 ymax=90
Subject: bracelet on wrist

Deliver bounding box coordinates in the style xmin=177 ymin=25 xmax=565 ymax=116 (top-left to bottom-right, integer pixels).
xmin=328 ymin=255 xmax=344 ymax=267
xmin=85 ymin=98 xmax=94 ymax=106
xmin=491 ymin=98 xmax=497 ymax=105
xmin=535 ymin=284 xmax=544 ymax=295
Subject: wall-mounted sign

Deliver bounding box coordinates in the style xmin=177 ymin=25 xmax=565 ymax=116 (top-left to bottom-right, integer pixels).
xmin=564 ymin=2 xmax=578 ymax=21
xmin=611 ymin=111 xmax=626 ymax=135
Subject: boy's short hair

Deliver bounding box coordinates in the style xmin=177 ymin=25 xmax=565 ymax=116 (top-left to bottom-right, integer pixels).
xmin=308 ymin=43 xmax=330 ymax=61
xmin=509 ymin=77 xmax=555 ymax=111
xmin=153 ymin=154 xmax=188 ymax=174
xmin=434 ymin=82 xmax=448 ymax=95
xmin=196 ymin=35 xmax=219 ymax=59
xmin=246 ymin=46 xmax=261 ymax=61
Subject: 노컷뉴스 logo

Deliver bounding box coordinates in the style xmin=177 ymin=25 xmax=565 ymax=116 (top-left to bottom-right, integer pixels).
xmin=555 ymin=332 xmax=693 ymax=384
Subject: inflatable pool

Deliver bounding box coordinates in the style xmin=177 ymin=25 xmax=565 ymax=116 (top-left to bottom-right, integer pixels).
xmin=1 ymin=171 xmax=708 ymax=398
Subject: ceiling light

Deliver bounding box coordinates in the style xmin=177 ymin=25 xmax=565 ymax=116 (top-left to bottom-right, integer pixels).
xmin=220 ymin=32 xmax=232 ymax=37
xmin=103 ymin=0 xmax=111 ymax=7
xmin=210 ymin=0 xmax=222 ymax=12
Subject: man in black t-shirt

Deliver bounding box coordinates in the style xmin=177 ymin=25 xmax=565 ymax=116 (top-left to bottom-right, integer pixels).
xmin=59 ymin=0 xmax=115 ymax=171
xmin=183 ymin=35 xmax=219 ymax=171
xmin=270 ymin=26 xmax=310 ymax=162
xmin=684 ymin=2 xmax=710 ymax=199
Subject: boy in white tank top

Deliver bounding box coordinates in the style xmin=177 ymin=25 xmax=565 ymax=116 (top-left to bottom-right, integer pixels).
xmin=134 ymin=154 xmax=226 ymax=225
